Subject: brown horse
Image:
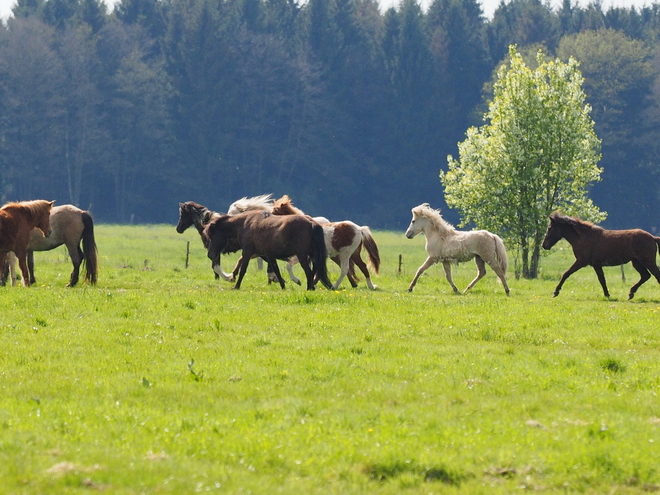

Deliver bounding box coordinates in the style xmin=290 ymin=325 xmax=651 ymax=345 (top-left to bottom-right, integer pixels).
xmin=542 ymin=212 xmax=660 ymax=299
xmin=0 ymin=200 xmax=54 ymax=287
xmin=271 ymin=195 xmax=380 ymax=289
xmin=202 ymin=210 xmax=332 ymax=290
xmin=2 ymin=205 xmax=98 ymax=287
xmin=176 ymin=201 xmax=228 ymax=279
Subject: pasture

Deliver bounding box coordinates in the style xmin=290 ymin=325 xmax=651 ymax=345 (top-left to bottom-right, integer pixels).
xmin=1 ymin=224 xmax=660 ymax=494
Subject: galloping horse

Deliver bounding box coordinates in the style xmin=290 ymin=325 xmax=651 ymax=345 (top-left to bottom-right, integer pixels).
xmin=405 ymin=204 xmax=510 ymax=295
xmin=0 ymin=200 xmax=54 ymax=287
xmin=2 ymin=205 xmax=98 ymax=287
xmin=202 ymin=210 xmax=332 ymax=290
xmin=542 ymin=211 xmax=660 ymax=299
xmin=177 ymin=196 xmax=277 ymax=281
xmin=177 ymin=201 xmax=229 ymax=280
xmin=271 ymin=195 xmax=380 ymax=290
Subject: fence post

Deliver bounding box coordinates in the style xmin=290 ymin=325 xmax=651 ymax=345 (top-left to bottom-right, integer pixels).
xmin=185 ymin=241 xmax=190 ymax=269
xmin=398 ymin=254 xmax=402 ymax=274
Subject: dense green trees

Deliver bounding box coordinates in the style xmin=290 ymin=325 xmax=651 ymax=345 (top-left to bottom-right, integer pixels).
xmin=442 ymin=47 xmax=604 ymax=278
xmin=1 ymin=0 xmax=660 ymax=231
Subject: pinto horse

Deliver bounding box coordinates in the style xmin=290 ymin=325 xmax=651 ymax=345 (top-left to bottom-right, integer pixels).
xmin=542 ymin=212 xmax=660 ymax=299
xmin=202 ymin=210 xmax=332 ymax=290
xmin=271 ymin=195 xmax=380 ymax=290
xmin=0 ymin=200 xmax=54 ymax=287
xmin=2 ymin=205 xmax=98 ymax=287
xmin=405 ymin=204 xmax=510 ymax=295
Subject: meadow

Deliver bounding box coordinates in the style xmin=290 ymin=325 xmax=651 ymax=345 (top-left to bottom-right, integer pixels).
xmin=1 ymin=224 xmax=660 ymax=494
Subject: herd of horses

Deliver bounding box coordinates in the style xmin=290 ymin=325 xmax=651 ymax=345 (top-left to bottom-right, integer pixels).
xmin=2 ymin=196 xmax=660 ymax=300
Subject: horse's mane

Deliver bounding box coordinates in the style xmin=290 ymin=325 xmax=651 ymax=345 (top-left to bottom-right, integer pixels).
xmin=550 ymin=212 xmax=602 ymax=234
xmin=272 ymin=195 xmax=305 ymax=216
xmin=412 ymin=203 xmax=455 ymax=234
xmin=1 ymin=200 xmax=53 ymax=216
xmin=228 ymin=194 xmax=273 ymax=215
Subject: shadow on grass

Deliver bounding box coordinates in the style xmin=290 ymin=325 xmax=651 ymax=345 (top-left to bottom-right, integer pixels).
xmin=363 ymin=460 xmax=466 ymax=485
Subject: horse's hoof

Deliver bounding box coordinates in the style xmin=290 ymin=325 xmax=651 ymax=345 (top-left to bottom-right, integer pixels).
xmin=552 ymin=292 xmax=559 ymax=298
xmin=407 ymin=288 xmax=413 ymax=292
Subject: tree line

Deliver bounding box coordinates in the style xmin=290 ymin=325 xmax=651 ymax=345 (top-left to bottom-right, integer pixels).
xmin=1 ymin=0 xmax=660 ymax=230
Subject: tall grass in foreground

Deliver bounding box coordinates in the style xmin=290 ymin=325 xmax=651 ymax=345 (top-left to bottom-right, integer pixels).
xmin=1 ymin=224 xmax=660 ymax=494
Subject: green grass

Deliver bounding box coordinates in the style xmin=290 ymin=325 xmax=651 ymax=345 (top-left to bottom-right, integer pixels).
xmin=1 ymin=224 xmax=660 ymax=493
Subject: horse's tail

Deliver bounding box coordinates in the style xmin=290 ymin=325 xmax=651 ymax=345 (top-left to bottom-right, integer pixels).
xmin=81 ymin=211 xmax=98 ymax=284
xmin=494 ymin=234 xmax=508 ymax=274
xmin=360 ymin=226 xmax=380 ymax=274
xmin=311 ymin=223 xmax=332 ymax=289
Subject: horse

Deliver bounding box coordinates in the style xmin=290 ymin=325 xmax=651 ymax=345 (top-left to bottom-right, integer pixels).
xmin=270 ymin=195 xmax=380 ymax=290
xmin=405 ymin=204 xmax=510 ymax=295
xmin=0 ymin=200 xmax=54 ymax=287
xmin=542 ymin=211 xmax=660 ymax=299
xmin=176 ymin=201 xmax=230 ymax=280
xmin=202 ymin=210 xmax=332 ymax=290
xmin=1 ymin=205 xmax=98 ymax=287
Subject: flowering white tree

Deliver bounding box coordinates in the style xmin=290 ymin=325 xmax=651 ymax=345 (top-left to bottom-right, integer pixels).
xmin=442 ymin=46 xmax=605 ymax=278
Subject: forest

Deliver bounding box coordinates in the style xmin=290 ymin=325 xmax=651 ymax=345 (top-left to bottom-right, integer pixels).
xmin=1 ymin=0 xmax=660 ymax=230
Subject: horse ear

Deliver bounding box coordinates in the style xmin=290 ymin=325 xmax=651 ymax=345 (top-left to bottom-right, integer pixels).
xmin=49 ymin=201 xmax=55 ymax=206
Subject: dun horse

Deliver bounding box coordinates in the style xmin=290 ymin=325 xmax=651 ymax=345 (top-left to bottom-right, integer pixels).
xmin=271 ymin=195 xmax=380 ymax=290
xmin=0 ymin=200 xmax=53 ymax=287
xmin=405 ymin=204 xmax=510 ymax=295
xmin=2 ymin=205 xmax=98 ymax=287
xmin=542 ymin=211 xmax=660 ymax=299
xmin=202 ymin=210 xmax=332 ymax=290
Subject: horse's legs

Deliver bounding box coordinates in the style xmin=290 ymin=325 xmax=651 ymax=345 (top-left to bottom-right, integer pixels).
xmin=287 ymin=257 xmax=302 ymax=285
xmin=267 ymin=259 xmax=286 ymax=289
xmin=629 ymin=259 xmax=651 ymax=300
xmin=351 ymin=252 xmax=376 ymax=290
xmin=26 ymin=250 xmax=37 ymax=285
xmin=442 ymin=261 xmax=460 ymax=293
xmin=464 ymin=256 xmax=487 ymax=293
xmin=296 ymin=254 xmax=316 ymax=290
xmin=212 ymin=257 xmax=233 ymax=281
xmin=0 ymin=253 xmax=7 ymax=287
xmin=592 ymin=265 xmax=611 ymax=298
xmin=64 ymin=242 xmax=83 ymax=287
xmin=233 ymin=253 xmax=252 ymax=290
xmin=486 ymin=258 xmax=510 ymax=296
xmin=553 ymin=260 xmax=586 ymax=297
xmin=331 ymin=253 xmax=351 ymax=290
xmin=14 ymin=250 xmax=31 ymax=287
xmin=346 ymin=259 xmax=360 ymax=287
xmin=408 ymin=257 xmax=437 ymax=292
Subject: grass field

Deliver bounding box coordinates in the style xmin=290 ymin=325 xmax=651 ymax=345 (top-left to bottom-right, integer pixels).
xmin=1 ymin=224 xmax=660 ymax=494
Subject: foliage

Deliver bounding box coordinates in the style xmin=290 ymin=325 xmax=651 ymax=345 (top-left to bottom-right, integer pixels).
xmin=3 ymin=0 xmax=660 ymax=230
xmin=442 ymin=46 xmax=604 ymax=279
xmin=557 ymin=29 xmax=659 ymax=229
xmin=2 ymin=224 xmax=660 ymax=494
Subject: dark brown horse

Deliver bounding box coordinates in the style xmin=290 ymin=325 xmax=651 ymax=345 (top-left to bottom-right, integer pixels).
xmin=202 ymin=210 xmax=332 ymax=290
xmin=542 ymin=212 xmax=660 ymax=299
xmin=0 ymin=200 xmax=53 ymax=287
xmin=177 ymin=201 xmax=228 ymax=280
xmin=2 ymin=205 xmax=98 ymax=287
xmin=271 ymin=195 xmax=381 ymax=289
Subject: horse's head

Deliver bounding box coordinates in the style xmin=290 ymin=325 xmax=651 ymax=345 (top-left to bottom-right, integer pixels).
xmin=542 ymin=212 xmax=564 ymax=250
xmin=177 ymin=202 xmax=212 ymax=233
xmin=405 ymin=204 xmax=430 ymax=239
xmin=35 ymin=200 xmax=54 ymax=237
xmin=176 ymin=202 xmax=195 ymax=233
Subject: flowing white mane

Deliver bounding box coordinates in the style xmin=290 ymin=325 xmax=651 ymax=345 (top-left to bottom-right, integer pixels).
xmin=412 ymin=203 xmax=455 ymax=235
xmin=227 ymin=194 xmax=274 ymax=215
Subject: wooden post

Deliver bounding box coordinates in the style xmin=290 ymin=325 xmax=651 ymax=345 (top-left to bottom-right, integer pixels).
xmin=185 ymin=241 xmax=190 ymax=269
xmin=398 ymin=254 xmax=402 ymax=274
